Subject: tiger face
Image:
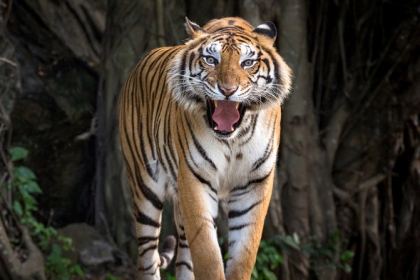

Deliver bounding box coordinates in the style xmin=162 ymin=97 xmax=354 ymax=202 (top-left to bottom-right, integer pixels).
xmin=168 ymin=17 xmax=291 ymax=137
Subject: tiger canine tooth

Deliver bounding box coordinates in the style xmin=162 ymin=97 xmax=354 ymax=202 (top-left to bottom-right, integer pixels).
xmin=235 ymin=102 xmax=239 ymax=109
xmin=231 ymin=127 xmax=235 ymax=132
xmin=214 ymin=126 xmax=218 ymax=130
xmin=214 ymin=100 xmax=218 ymax=107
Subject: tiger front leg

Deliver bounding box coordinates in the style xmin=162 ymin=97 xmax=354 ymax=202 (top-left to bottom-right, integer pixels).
xmin=173 ymin=198 xmax=195 ymax=280
xmin=132 ymin=200 xmax=164 ymax=279
xmin=129 ymin=177 xmax=175 ymax=280
xmin=225 ymin=170 xmax=275 ymax=280
xmin=177 ymin=159 xmax=226 ymax=280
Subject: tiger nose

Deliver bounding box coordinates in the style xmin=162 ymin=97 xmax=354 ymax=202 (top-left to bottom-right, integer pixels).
xmin=218 ymin=85 xmax=237 ymax=96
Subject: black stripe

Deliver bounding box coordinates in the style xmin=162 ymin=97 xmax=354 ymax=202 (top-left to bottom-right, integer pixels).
xmin=176 ymin=262 xmax=193 ymax=271
xmin=152 ymin=50 xmax=178 ymax=128
xmin=189 ymin=52 xmax=195 ymax=71
xmin=229 ymin=223 xmax=250 ymax=231
xmin=140 ymin=244 xmax=158 ymax=256
xmin=121 ymin=91 xmax=145 ymax=174
xmin=136 ymin=210 xmax=160 ymax=228
xmin=164 ymin=147 xmax=177 ymax=180
xmin=185 ymin=158 xmax=218 ymax=201
xmin=256 ymin=74 xmax=272 ymax=83
xmin=167 ymin=118 xmax=178 ymax=166
xmin=138 ymin=236 xmax=158 ymax=246
xmin=144 ymin=49 xmax=180 ymax=175
xmin=270 ymin=51 xmax=280 ymax=86
xmin=179 ymin=112 xmax=200 ymax=169
xmin=147 ymin=49 xmax=173 ymax=95
xmin=160 ymin=253 xmax=171 ymax=264
xmin=251 ymin=116 xmax=276 ymax=171
xmin=178 ymin=113 xmax=218 ymax=197
xmin=229 ymin=189 xmax=253 ymax=199
xmin=179 ymin=242 xmax=189 ymax=248
xmin=162 ymin=107 xmax=178 ymax=182
xmin=239 ymin=114 xmax=258 ymax=146
xmin=262 ymin=58 xmax=271 ymax=76
xmin=228 ymin=200 xmax=262 ymax=218
xmin=211 ymin=26 xmax=246 ymax=33
xmin=139 ymin=122 xmax=156 ymax=181
xmin=185 ymin=117 xmax=217 ymax=170
xmin=139 ymin=262 xmax=155 ymax=271
xmin=180 ymin=51 xmax=187 ymax=77
xmin=150 ymin=263 xmax=159 ymax=275
xmin=218 ymin=138 xmax=230 ymax=147
xmin=135 ymin=165 xmax=163 ymax=210
xmin=231 ymin=171 xmax=271 ymax=192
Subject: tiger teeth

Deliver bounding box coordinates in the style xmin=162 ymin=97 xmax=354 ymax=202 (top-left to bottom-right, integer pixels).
xmin=214 ymin=100 xmax=218 ymax=107
xmin=231 ymin=127 xmax=235 ymax=132
xmin=214 ymin=126 xmax=218 ymax=130
xmin=235 ymin=102 xmax=239 ymax=109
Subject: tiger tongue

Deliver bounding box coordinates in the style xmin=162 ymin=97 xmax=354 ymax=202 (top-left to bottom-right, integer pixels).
xmin=212 ymin=100 xmax=240 ymax=132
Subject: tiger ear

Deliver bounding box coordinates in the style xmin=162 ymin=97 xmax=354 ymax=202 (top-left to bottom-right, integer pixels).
xmin=252 ymin=22 xmax=277 ymax=46
xmin=185 ymin=17 xmax=206 ymax=39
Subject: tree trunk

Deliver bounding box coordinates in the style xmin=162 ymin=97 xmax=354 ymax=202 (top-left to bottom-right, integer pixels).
xmin=269 ymin=1 xmax=338 ymax=279
xmin=95 ymin=0 xmax=156 ymax=259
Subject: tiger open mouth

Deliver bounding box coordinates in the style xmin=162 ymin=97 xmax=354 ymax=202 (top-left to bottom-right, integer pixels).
xmin=207 ymin=99 xmax=246 ymax=135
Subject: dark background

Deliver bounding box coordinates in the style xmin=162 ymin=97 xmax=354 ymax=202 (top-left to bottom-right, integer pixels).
xmin=1 ymin=0 xmax=419 ymax=279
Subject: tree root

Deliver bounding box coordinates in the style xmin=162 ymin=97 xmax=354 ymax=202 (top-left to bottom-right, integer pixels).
xmin=0 ymin=218 xmax=46 ymax=280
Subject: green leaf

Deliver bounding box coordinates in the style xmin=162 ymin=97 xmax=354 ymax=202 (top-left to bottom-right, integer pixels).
xmin=48 ymin=244 xmax=63 ymax=261
xmin=70 ymin=264 xmax=84 ymax=277
xmin=262 ymin=267 xmax=277 ymax=280
xmin=26 ymin=181 xmax=42 ymax=194
xmin=13 ymin=201 xmax=23 ymax=216
xmin=260 ymin=254 xmax=269 ymax=263
xmin=281 ymin=236 xmax=300 ymax=250
xmin=343 ymin=263 xmax=352 ymax=273
xmin=224 ymin=252 xmax=230 ymax=261
xmin=58 ymin=236 xmax=74 ymax=251
xmin=341 ymin=250 xmax=355 ymax=261
xmin=331 ymin=231 xmax=340 ymax=241
xmin=22 ymin=193 xmax=37 ymax=210
xmin=14 ymin=166 xmax=37 ymax=181
xmin=251 ymin=267 xmax=259 ymax=280
xmin=106 ymin=273 xmax=119 ymax=280
xmin=274 ymin=253 xmax=284 ymax=265
xmin=10 ymin=147 xmax=28 ymax=161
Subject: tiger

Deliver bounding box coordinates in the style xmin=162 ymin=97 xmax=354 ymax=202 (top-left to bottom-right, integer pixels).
xmin=119 ymin=17 xmax=292 ymax=280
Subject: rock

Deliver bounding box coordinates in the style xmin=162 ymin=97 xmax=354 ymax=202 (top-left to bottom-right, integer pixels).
xmin=79 ymin=240 xmax=115 ymax=266
xmin=57 ymin=223 xmax=111 ymax=264
xmin=56 ymin=223 xmax=137 ymax=279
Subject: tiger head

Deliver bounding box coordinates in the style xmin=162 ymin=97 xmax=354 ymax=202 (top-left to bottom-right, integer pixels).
xmin=168 ymin=17 xmax=292 ymax=136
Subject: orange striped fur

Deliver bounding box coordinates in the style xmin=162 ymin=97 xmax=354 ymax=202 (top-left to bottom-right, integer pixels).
xmin=119 ymin=17 xmax=292 ymax=280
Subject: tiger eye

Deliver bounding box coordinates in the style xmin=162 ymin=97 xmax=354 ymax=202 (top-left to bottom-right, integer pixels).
xmin=242 ymin=60 xmax=255 ymax=68
xmin=204 ymin=56 xmax=218 ymax=66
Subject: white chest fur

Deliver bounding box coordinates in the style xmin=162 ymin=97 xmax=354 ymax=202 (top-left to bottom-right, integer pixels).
xmin=188 ymin=109 xmax=279 ymax=199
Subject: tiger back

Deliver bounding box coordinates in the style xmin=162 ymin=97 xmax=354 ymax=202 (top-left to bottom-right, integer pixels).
xmin=119 ymin=17 xmax=292 ymax=280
